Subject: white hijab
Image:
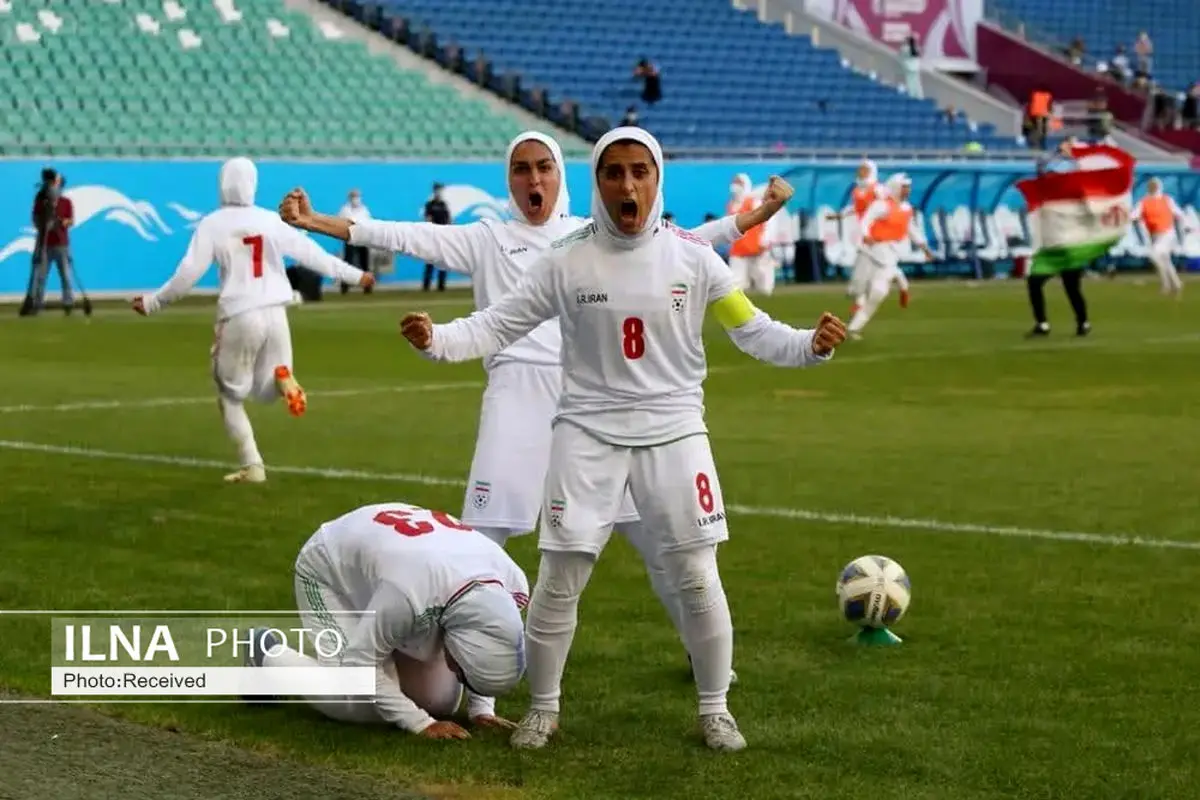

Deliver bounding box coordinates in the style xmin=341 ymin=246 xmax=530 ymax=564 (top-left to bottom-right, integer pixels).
xmin=440 ymin=582 xmax=525 ymax=697
xmin=485 ymin=131 xmax=580 ymax=251
xmin=590 ymin=126 xmax=664 ymax=251
xmin=219 ymin=157 xmax=256 ymax=206
xmin=505 ymin=131 xmax=572 ymax=224
xmin=857 ymin=159 xmax=878 ymax=188
xmin=729 ymin=172 xmax=752 ymax=201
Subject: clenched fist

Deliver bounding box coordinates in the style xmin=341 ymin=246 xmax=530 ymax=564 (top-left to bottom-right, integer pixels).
xmin=761 ymin=175 xmax=795 ymax=210
xmin=811 ymin=312 xmax=847 ymax=355
xmin=279 ymin=187 xmax=314 ymax=227
xmin=401 ymin=312 xmax=434 ymax=350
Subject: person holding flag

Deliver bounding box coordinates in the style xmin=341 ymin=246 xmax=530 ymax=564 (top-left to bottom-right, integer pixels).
xmin=1016 ymin=142 xmax=1136 ymax=337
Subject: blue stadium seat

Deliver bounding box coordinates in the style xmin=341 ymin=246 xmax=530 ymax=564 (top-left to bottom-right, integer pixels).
xmin=370 ymin=0 xmax=1023 ymax=152
xmin=992 ymin=0 xmax=1200 ymax=92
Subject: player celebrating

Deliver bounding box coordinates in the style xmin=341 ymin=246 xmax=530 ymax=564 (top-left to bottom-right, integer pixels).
xmin=245 ymin=501 xmax=528 ymax=739
xmin=1132 ymin=177 xmax=1188 ymax=296
xmin=829 ymin=159 xmax=891 ymax=302
xmin=399 ymin=127 xmax=846 ymax=752
xmin=278 ymin=132 xmax=793 ymax=679
xmin=845 ymin=173 xmax=933 ymax=340
xmin=132 ymin=157 xmax=373 ymax=483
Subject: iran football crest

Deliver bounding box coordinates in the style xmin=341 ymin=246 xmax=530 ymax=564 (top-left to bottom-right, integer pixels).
xmin=670 ymin=283 xmax=688 ymax=313
xmin=471 ymin=481 xmax=491 ymax=509
xmin=548 ymin=499 xmax=565 ymax=527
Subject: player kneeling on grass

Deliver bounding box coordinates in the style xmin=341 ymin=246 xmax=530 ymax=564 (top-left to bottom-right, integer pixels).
xmin=244 ymin=501 xmax=529 ymax=739
xmin=131 ymin=158 xmax=374 ymax=484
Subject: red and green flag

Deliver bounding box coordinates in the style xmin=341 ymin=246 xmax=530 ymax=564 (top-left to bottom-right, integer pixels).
xmin=1016 ymin=144 xmax=1136 ymax=276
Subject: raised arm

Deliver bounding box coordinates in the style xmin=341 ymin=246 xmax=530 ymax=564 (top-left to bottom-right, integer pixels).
xmin=279 ymin=188 xmax=486 ymax=275
xmin=702 ymin=251 xmax=844 ymax=367
xmin=276 ymin=222 xmax=372 ymax=287
xmin=693 ymin=176 xmax=795 ymax=248
xmin=401 ymin=255 xmax=558 ymax=362
xmin=136 ymin=226 xmax=214 ymax=315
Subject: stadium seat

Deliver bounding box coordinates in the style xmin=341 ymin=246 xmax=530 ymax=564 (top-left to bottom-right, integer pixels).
xmin=363 ymin=0 xmax=1024 ymax=152
xmin=991 ymin=0 xmax=1200 ymax=92
xmin=0 ymin=0 xmax=581 ymax=158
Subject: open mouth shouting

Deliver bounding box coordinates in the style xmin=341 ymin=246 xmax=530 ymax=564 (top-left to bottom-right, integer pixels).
xmin=618 ymin=199 xmax=639 ymax=229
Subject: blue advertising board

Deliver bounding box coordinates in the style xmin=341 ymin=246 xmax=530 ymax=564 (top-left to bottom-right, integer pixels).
xmin=1 ymin=157 xmax=1195 ymax=297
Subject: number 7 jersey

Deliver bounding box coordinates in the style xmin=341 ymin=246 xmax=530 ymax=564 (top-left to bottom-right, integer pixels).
xmin=143 ymin=205 xmax=365 ymax=321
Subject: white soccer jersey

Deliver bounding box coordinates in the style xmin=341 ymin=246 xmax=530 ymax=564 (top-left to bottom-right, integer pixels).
xmin=423 ymin=221 xmax=830 ymax=447
xmin=348 ymin=205 xmax=740 ymax=372
xmin=302 ymin=502 xmax=529 ymax=731
xmin=143 ymin=159 xmax=364 ymax=320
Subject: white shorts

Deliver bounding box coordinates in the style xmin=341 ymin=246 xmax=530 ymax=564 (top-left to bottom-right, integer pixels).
xmin=461 ymin=362 xmax=561 ymax=535
xmin=292 ymin=542 xmax=462 ymax=725
xmin=211 ymin=304 xmax=293 ymax=403
xmin=540 ymin=423 xmax=728 ymax=557
xmin=1150 ymin=231 xmax=1176 ymax=258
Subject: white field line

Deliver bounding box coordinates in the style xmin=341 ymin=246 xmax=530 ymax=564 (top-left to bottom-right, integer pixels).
xmin=8 ymin=331 xmax=1198 ymax=414
xmin=0 ymin=439 xmax=1195 ymax=553
xmin=0 ymin=381 xmax=483 ymax=415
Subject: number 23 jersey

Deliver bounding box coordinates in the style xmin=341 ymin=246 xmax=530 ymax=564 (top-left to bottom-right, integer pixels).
xmin=304 ymin=502 xmax=530 ymax=629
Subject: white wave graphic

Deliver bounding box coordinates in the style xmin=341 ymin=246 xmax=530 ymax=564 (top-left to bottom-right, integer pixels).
xmin=433 ymin=185 xmax=511 ymax=222
xmin=167 ymin=202 xmax=204 ymax=229
xmin=0 ymin=184 xmax=177 ymax=267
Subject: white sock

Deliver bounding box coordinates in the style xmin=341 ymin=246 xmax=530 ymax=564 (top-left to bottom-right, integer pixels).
xmin=663 ymin=546 xmax=732 ymax=718
xmin=619 ymin=521 xmax=686 ymax=640
xmin=262 ymin=642 xmax=315 ymax=668
xmin=524 ymin=550 xmax=595 ymax=714
xmin=218 ymin=395 xmax=263 ymax=467
xmin=471 ymin=526 xmax=513 ymax=547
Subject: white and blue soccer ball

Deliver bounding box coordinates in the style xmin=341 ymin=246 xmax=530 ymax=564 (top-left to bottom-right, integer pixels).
xmin=837 ymin=555 xmax=911 ymax=629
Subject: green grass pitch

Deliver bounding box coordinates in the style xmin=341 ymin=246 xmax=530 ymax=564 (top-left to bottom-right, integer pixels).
xmin=1 ymin=278 xmax=1198 ymax=800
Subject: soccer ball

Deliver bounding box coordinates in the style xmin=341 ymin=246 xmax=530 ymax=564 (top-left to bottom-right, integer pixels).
xmin=836 ymin=555 xmax=911 ymax=629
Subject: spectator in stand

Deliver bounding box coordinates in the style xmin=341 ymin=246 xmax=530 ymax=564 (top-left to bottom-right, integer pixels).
xmin=621 ymin=105 xmax=639 ymax=126
xmin=1134 ymin=31 xmax=1154 ymax=77
xmin=1086 ymin=90 xmax=1114 ymax=143
xmin=337 ymin=189 xmax=372 ymax=294
xmin=1108 ymin=44 xmax=1130 ymax=84
xmin=1182 ymin=82 xmax=1199 ymax=130
xmin=901 ymin=36 xmax=923 ymax=99
xmin=1025 ymin=87 xmax=1053 ymax=150
xmin=1065 ymin=36 xmax=1085 ymax=66
xmin=633 ymin=57 xmax=662 ymax=105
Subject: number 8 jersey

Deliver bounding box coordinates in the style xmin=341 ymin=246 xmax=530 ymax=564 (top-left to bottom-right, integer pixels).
xmin=423 ymin=221 xmax=832 ymax=447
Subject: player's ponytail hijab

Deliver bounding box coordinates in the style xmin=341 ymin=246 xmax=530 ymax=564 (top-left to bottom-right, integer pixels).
xmin=590 ymin=126 xmax=665 ymax=251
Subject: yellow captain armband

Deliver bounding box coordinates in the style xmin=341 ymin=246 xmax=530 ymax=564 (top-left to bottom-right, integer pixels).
xmin=710 ymin=289 xmax=758 ymax=330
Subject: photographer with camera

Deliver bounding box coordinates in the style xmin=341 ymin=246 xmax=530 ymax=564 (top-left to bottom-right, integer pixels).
xmin=19 ymin=168 xmax=75 ymax=317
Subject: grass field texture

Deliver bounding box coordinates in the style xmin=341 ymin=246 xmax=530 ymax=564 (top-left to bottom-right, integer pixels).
xmin=1 ymin=279 xmax=1198 ymax=800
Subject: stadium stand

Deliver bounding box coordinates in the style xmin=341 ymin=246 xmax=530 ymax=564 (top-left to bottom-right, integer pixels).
xmin=340 ymin=0 xmax=1024 ymax=153
xmin=990 ymin=0 xmax=1200 ymax=93
xmin=0 ymin=0 xmax=578 ymax=158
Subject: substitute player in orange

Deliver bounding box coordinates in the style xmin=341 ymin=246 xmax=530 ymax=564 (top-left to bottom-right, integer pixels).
xmin=846 ymin=173 xmax=933 ymax=340
xmin=1132 ymin=178 xmax=1189 ymax=296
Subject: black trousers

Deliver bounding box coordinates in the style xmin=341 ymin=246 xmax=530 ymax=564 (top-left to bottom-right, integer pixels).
xmin=423 ymin=263 xmax=447 ymax=292
xmin=1027 ymin=267 xmax=1088 ymax=326
xmin=341 ymin=244 xmax=371 ymax=293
